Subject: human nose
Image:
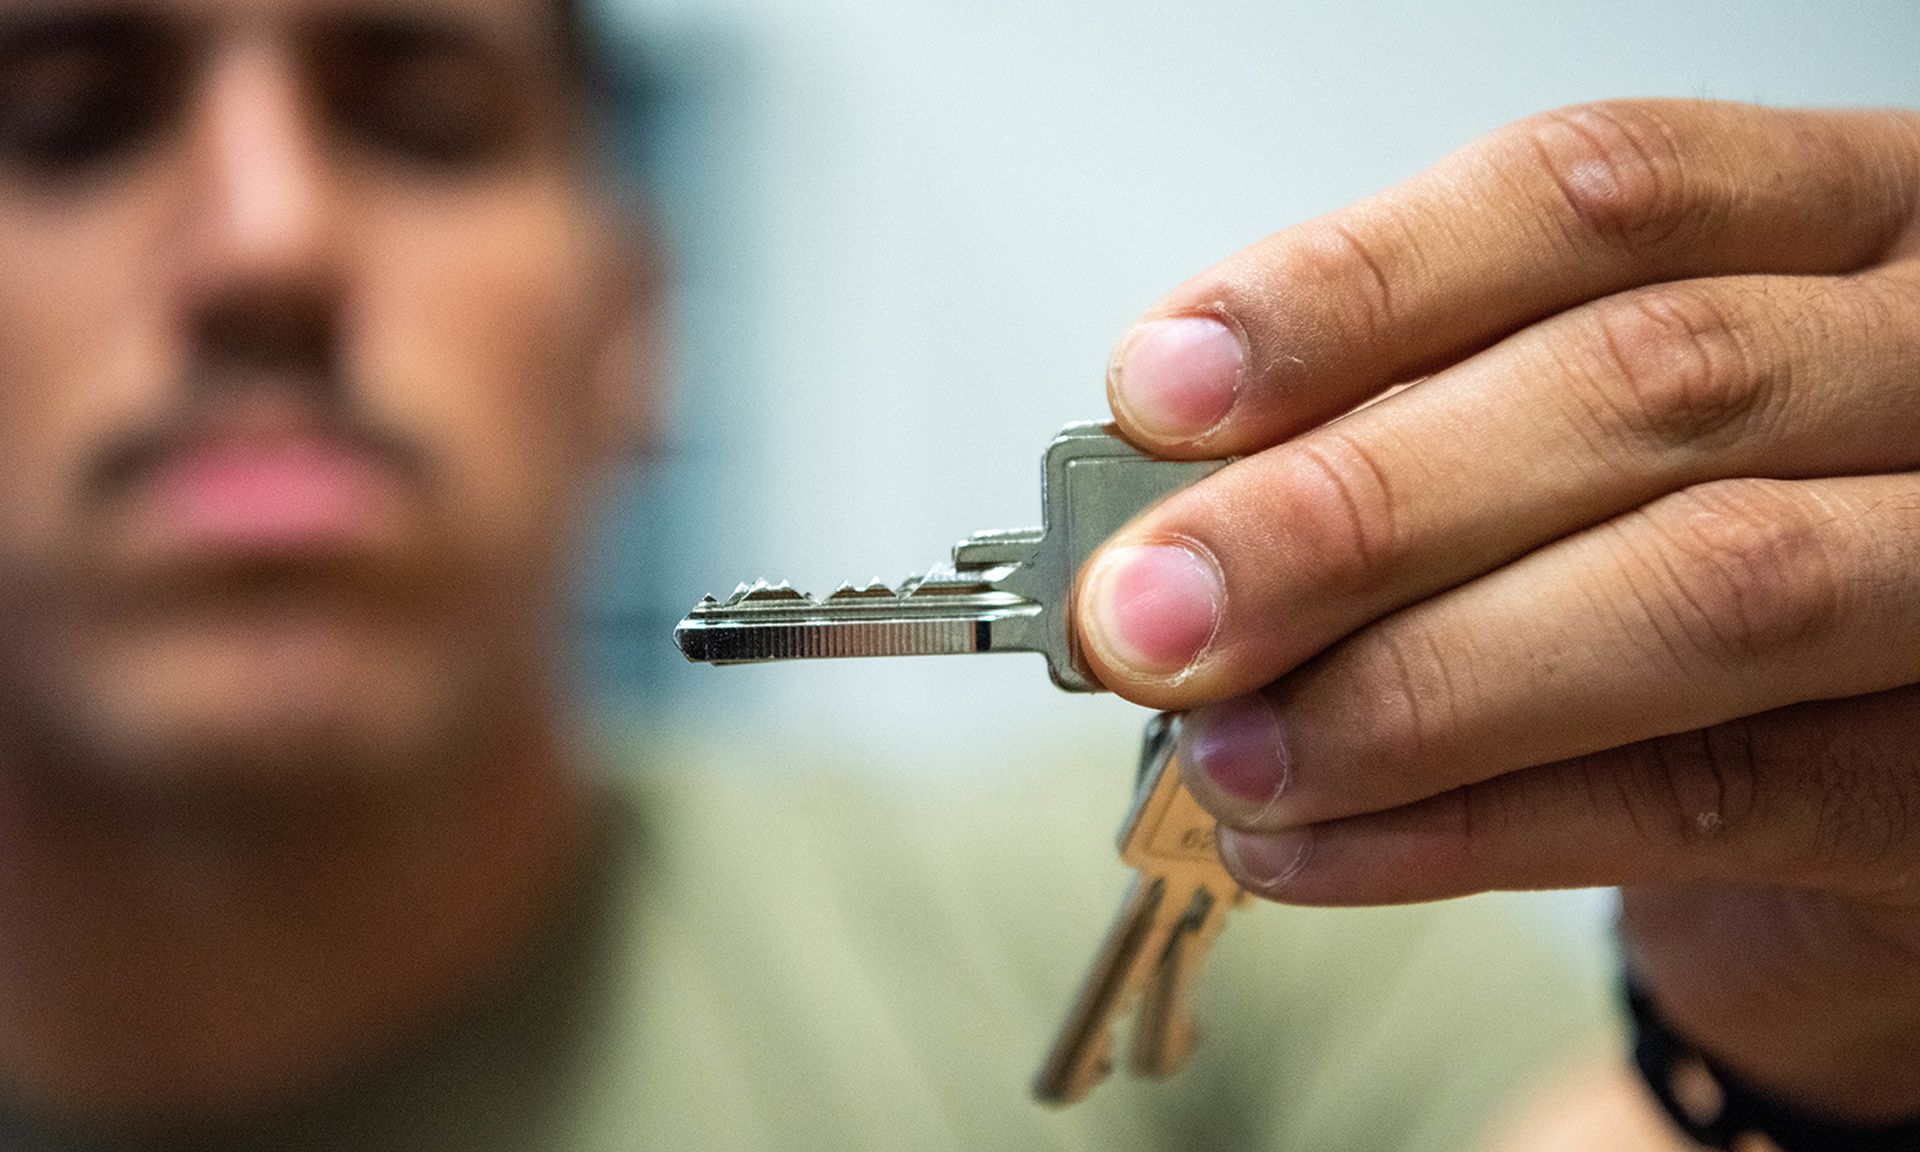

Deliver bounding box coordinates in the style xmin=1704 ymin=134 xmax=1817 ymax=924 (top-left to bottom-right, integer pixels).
xmin=174 ymin=42 xmax=338 ymax=302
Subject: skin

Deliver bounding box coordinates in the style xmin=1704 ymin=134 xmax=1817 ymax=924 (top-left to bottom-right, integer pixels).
xmin=2 ymin=8 xmax=1897 ymax=1143
xmin=1483 ymin=1058 xmax=1694 ymax=1152
xmin=1076 ymin=100 xmax=1920 ymax=1129
xmin=0 ymin=0 xmax=643 ymax=1131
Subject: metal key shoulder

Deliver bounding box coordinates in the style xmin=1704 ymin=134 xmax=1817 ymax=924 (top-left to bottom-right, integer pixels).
xmin=672 ymin=422 xmax=1227 ymax=692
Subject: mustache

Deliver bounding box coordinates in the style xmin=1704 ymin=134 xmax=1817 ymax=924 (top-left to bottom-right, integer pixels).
xmin=85 ymin=294 xmax=434 ymax=505
xmin=77 ymin=382 xmax=448 ymax=610
xmin=82 ymin=384 xmax=433 ymax=508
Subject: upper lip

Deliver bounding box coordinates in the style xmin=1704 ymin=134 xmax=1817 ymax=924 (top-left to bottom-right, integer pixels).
xmin=89 ymin=393 xmax=423 ymax=508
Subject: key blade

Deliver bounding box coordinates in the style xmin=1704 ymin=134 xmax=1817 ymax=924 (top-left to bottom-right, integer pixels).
xmin=1131 ymin=886 xmax=1222 ymax=1078
xmin=1033 ymin=873 xmax=1167 ymax=1105
xmin=1111 ymin=717 xmax=1249 ymax=1081
xmin=1035 ymin=717 xmax=1251 ymax=1107
xmin=673 ymin=578 xmax=1043 ymax=664
xmin=671 ymin=424 xmax=1230 ymax=691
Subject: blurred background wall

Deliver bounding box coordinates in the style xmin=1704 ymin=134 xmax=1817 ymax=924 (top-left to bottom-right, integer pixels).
xmin=577 ymin=0 xmax=1920 ymax=783
xmin=568 ymin=0 xmax=1918 ymax=966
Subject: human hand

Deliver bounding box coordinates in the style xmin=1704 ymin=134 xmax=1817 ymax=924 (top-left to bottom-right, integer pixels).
xmin=1073 ymin=100 xmax=1920 ymax=1123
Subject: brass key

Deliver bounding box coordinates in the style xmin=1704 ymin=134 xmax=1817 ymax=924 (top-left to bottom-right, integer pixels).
xmin=1034 ymin=715 xmax=1246 ymax=1104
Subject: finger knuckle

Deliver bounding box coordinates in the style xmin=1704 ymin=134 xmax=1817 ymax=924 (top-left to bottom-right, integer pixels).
xmin=1456 ymin=772 xmax=1533 ymax=859
xmin=1626 ymin=706 xmax=1920 ymax=880
xmin=1843 ymin=269 xmax=1920 ymax=343
xmin=1574 ymin=728 xmax=1764 ymax=856
xmin=1290 ymin=211 xmax=1410 ymax=353
xmin=1651 ymin=725 xmax=1765 ymax=847
xmin=1877 ymin=108 xmax=1920 ymax=225
xmin=1893 ymin=106 xmax=1920 ymax=148
xmin=1520 ymin=101 xmax=1723 ymax=253
xmin=1798 ymin=703 xmax=1920 ymax=876
xmin=1282 ymin=430 xmax=1405 ymax=593
xmin=1573 ymin=745 xmax=1677 ymax=851
xmin=1343 ymin=622 xmax=1452 ymax=771
xmin=1814 ymin=754 xmax=1916 ymax=875
xmin=1575 ymin=284 xmax=1774 ymax=450
xmin=1641 ymin=481 xmax=1845 ymax=664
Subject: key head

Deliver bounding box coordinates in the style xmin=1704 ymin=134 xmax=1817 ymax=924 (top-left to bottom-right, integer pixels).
xmin=1002 ymin=424 xmax=1228 ymax=692
xmin=1117 ymin=715 xmax=1231 ymax=876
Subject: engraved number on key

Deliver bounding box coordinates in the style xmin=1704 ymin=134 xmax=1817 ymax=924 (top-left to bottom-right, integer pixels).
xmin=1033 ymin=715 xmax=1247 ymax=1104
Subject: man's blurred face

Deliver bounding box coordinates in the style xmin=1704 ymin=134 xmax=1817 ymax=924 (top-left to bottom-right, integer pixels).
xmin=0 ymin=0 xmax=638 ymax=789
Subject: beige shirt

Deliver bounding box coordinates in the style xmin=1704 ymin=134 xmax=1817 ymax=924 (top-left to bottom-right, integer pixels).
xmin=0 ymin=752 xmax=1611 ymax=1151
xmin=562 ymin=756 xmax=1615 ymax=1151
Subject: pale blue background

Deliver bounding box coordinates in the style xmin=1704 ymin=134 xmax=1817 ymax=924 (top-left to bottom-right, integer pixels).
xmin=580 ymin=0 xmax=1919 ymax=771
xmin=570 ymin=0 xmax=1919 ymax=969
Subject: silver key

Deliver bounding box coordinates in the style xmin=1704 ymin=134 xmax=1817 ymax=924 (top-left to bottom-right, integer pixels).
xmin=673 ymin=422 xmax=1228 ymax=691
xmin=1033 ymin=715 xmax=1247 ymax=1104
xmin=673 ymin=425 xmax=1244 ymax=1104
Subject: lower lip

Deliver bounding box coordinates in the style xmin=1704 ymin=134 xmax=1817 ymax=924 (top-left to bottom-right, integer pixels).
xmin=141 ymin=440 xmax=396 ymax=554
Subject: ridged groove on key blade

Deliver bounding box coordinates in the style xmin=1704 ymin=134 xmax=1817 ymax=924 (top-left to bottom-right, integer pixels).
xmin=675 ymin=617 xmax=998 ymax=662
xmin=684 ymin=586 xmax=1028 ymax=622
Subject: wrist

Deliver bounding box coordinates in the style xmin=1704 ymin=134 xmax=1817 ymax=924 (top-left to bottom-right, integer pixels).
xmin=1623 ymin=888 xmax=1920 ymax=1124
xmin=1627 ymin=973 xmax=1920 ymax=1151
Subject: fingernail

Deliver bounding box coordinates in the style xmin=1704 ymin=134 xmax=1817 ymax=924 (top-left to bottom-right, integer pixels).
xmin=1179 ymin=696 xmax=1289 ymax=816
xmin=1080 ymin=543 xmax=1224 ymax=678
xmin=1219 ymin=827 xmax=1313 ymax=891
xmin=1110 ymin=315 xmax=1243 ymax=442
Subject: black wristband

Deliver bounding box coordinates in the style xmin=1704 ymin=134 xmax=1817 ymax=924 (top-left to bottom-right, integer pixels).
xmin=1625 ymin=974 xmax=1920 ymax=1151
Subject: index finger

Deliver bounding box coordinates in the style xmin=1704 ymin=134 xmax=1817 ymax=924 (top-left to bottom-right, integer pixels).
xmin=1108 ymin=99 xmax=1920 ymax=457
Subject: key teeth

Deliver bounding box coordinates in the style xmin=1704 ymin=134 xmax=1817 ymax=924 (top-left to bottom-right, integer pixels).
xmin=825 ymin=581 xmax=897 ymax=601
xmin=904 ymin=568 xmax=993 ymax=598
xmin=722 ymin=579 xmax=777 ymax=606
xmin=711 ymin=578 xmax=900 ymax=608
xmin=739 ymin=579 xmax=811 ymax=604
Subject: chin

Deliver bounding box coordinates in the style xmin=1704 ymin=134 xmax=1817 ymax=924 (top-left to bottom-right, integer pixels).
xmin=64 ymin=614 xmax=482 ymax=795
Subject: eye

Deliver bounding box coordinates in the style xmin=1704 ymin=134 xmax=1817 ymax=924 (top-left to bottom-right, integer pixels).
xmin=316 ymin=24 xmax=523 ymax=171
xmin=0 ymin=13 xmax=186 ymax=177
